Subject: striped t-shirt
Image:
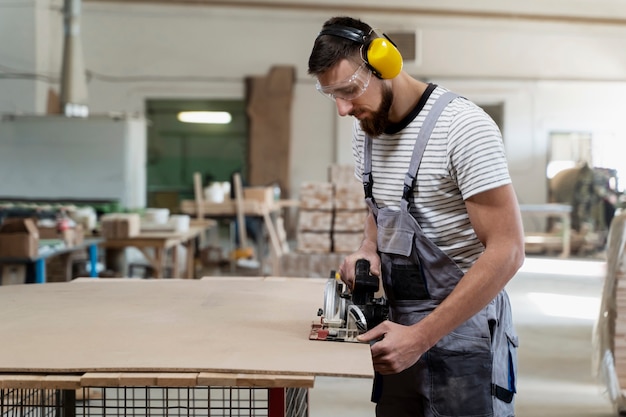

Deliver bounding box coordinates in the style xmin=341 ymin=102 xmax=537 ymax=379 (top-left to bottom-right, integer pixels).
xmin=352 ymin=85 xmax=511 ymax=272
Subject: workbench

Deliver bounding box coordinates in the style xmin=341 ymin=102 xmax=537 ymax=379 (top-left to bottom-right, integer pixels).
xmin=0 ymin=238 xmax=101 ymax=284
xmin=519 ymin=203 xmax=572 ymax=257
xmin=0 ymin=277 xmax=372 ymax=417
xmin=99 ymin=220 xmax=216 ymax=278
xmin=180 ymin=199 xmax=297 ymax=275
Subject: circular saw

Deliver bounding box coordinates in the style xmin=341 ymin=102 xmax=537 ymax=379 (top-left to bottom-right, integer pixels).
xmin=310 ymin=260 xmax=388 ymax=342
xmin=322 ymin=273 xmax=347 ymax=327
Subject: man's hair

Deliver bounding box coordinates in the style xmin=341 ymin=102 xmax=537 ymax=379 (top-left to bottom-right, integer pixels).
xmin=307 ymin=16 xmax=373 ymax=77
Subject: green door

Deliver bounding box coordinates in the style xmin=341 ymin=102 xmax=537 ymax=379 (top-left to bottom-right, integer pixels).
xmin=146 ymin=99 xmax=247 ymax=211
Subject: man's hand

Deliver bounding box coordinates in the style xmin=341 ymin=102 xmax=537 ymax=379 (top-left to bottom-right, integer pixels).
xmin=356 ymin=321 xmax=428 ymax=375
xmin=338 ymin=247 xmax=380 ymax=290
xmin=338 ymin=209 xmax=379 ymax=290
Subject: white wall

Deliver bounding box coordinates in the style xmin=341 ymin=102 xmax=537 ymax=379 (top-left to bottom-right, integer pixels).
xmin=0 ymin=115 xmax=147 ymax=208
xmin=1 ymin=1 xmax=626 ymax=204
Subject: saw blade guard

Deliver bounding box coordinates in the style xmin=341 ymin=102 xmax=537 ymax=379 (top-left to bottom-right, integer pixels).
xmin=348 ymin=304 xmax=368 ymax=333
xmin=323 ymin=276 xmax=346 ymax=326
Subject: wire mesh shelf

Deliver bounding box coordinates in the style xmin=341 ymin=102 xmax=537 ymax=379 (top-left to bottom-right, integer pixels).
xmin=1 ymin=386 xmax=308 ymax=417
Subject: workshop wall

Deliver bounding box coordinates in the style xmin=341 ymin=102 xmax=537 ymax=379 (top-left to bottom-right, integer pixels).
xmin=1 ymin=2 xmax=626 ymax=204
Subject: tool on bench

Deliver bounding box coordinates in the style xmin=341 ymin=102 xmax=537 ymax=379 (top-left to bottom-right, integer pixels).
xmin=310 ymin=259 xmax=388 ymax=342
xmin=230 ymin=172 xmax=258 ymax=268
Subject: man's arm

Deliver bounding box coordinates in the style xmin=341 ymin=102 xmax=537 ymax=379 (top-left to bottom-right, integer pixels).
xmin=358 ymin=183 xmax=525 ymax=374
xmin=338 ymin=207 xmax=380 ymax=289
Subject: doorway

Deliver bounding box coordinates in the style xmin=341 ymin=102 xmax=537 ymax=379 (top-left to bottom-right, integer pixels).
xmin=145 ymin=99 xmax=247 ymax=212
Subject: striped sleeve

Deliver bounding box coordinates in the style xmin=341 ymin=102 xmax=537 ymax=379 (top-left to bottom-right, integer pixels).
xmin=447 ymin=103 xmax=511 ymax=200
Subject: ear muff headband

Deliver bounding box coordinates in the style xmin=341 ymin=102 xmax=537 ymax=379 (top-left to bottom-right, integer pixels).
xmin=318 ymin=24 xmax=403 ymax=79
xmin=318 ymin=26 xmax=367 ymax=44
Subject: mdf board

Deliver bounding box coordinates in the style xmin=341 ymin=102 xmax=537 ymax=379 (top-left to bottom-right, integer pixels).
xmin=0 ymin=277 xmax=372 ymax=378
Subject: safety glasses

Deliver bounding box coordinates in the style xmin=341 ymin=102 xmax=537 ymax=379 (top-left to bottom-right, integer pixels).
xmin=316 ymin=63 xmax=372 ymax=101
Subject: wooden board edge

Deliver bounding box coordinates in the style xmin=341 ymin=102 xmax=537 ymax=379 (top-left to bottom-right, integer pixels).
xmin=197 ymin=372 xmax=314 ymax=388
xmin=0 ymin=374 xmax=81 ymax=390
xmin=80 ymin=372 xmax=201 ymax=387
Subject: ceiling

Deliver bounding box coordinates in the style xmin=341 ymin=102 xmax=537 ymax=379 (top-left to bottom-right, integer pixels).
xmin=83 ymin=0 xmax=626 ymax=26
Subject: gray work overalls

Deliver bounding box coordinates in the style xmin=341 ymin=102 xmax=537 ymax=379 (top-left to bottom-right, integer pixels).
xmin=363 ymin=92 xmax=518 ymax=417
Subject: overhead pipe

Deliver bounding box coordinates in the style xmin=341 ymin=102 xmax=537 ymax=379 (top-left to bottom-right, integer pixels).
xmin=60 ymin=0 xmax=89 ymax=117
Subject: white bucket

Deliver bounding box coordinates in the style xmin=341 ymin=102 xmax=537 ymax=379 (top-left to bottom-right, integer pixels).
xmin=204 ymin=182 xmax=225 ymax=203
xmin=144 ymin=208 xmax=170 ymax=224
xmin=169 ymin=214 xmax=190 ymax=232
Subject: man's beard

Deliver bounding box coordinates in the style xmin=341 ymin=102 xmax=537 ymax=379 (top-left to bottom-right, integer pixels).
xmin=359 ymin=84 xmax=393 ymax=137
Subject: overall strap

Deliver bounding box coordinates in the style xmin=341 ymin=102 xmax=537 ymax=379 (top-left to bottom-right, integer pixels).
xmin=363 ymin=134 xmax=377 ymax=212
xmin=400 ymin=91 xmax=459 ymax=212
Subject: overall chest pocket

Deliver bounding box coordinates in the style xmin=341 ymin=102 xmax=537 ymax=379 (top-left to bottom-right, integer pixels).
xmin=377 ymin=210 xmax=415 ymax=258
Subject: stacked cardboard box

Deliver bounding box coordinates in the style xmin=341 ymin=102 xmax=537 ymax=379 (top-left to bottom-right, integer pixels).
xmin=0 ymin=264 xmax=26 ymax=285
xmin=45 ymin=248 xmax=89 ymax=283
xmin=296 ymin=182 xmax=334 ymax=253
xmin=330 ymin=164 xmax=367 ymax=253
xmin=281 ymin=165 xmax=368 ymax=277
xmin=0 ymin=219 xmax=41 ymax=283
xmin=295 ymin=166 xmax=368 ymax=254
xmin=279 ymin=252 xmax=345 ymax=278
xmin=328 ymin=164 xmax=357 ymax=185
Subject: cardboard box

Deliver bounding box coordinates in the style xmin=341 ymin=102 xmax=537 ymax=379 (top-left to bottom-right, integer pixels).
xmin=39 ymin=225 xmax=85 ymax=246
xmin=0 ymin=218 xmax=39 ymax=258
xmin=299 ymin=182 xmax=334 ymax=210
xmin=334 ymin=182 xmax=367 ymax=210
xmin=279 ymin=252 xmax=345 ymax=278
xmin=296 ymin=231 xmax=331 ymax=254
xmin=100 ymin=213 xmax=141 ymax=239
xmin=243 ymin=186 xmax=275 ymax=207
xmin=297 ymin=210 xmax=333 ymax=232
xmin=333 ymin=232 xmax=364 ymax=253
xmin=333 ymin=209 xmax=367 ymax=232
xmin=0 ymin=264 xmax=27 ymax=285
xmin=328 ymin=164 xmax=357 ymax=184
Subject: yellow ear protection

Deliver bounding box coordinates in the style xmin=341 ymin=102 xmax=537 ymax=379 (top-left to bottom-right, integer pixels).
xmin=318 ymin=24 xmax=403 ymax=79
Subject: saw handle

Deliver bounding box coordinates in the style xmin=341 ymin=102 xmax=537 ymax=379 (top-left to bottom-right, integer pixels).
xmin=354 ymin=259 xmax=379 ymax=294
xmin=355 ymin=259 xmax=371 ymax=281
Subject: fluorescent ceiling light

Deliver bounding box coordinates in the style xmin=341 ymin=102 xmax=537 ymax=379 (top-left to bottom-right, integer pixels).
xmin=177 ymin=111 xmax=232 ymax=124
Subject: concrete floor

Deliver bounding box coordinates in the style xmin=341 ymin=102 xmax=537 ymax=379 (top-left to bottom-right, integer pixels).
xmin=306 ymin=256 xmax=616 ymax=417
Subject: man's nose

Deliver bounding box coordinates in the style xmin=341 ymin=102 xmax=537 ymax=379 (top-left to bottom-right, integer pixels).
xmin=335 ymin=98 xmax=353 ymax=117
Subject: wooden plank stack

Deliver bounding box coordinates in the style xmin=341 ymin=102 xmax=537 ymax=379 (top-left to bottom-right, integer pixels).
xmin=594 ymin=211 xmax=626 ymax=407
xmin=613 ymin=252 xmax=626 ymax=388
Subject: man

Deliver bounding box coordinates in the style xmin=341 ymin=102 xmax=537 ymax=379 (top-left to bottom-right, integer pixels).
xmin=308 ymin=16 xmax=525 ymax=417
